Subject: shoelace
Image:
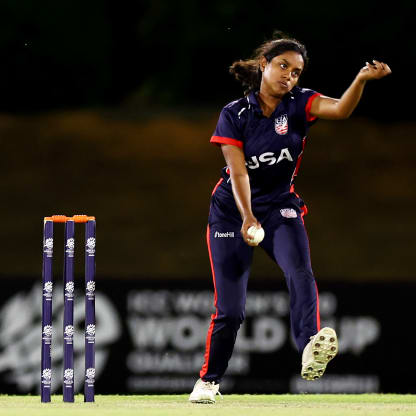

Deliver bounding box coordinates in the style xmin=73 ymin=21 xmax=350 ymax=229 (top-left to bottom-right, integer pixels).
xmin=202 ymin=381 xmax=222 ymax=398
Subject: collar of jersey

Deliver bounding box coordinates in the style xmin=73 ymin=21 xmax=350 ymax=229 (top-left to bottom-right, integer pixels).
xmin=247 ymin=90 xmax=293 ymax=117
xmin=247 ymin=91 xmax=263 ymax=114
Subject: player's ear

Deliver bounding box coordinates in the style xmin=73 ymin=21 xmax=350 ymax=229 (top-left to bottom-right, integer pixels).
xmin=259 ymin=56 xmax=267 ymax=72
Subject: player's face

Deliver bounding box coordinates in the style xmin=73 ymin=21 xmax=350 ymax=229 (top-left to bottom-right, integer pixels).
xmin=260 ymin=51 xmax=304 ymax=97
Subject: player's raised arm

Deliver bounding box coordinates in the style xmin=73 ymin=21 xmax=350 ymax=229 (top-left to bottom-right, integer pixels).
xmin=310 ymin=60 xmax=392 ymax=120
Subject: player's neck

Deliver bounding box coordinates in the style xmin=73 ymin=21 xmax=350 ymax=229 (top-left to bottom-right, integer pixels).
xmin=257 ymin=91 xmax=282 ymax=118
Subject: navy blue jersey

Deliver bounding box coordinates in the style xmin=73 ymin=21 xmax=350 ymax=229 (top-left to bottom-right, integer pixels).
xmin=209 ymin=87 xmax=320 ymax=223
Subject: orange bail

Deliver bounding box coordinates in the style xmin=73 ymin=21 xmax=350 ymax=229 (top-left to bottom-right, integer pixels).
xmin=72 ymin=215 xmax=95 ymax=223
xmin=43 ymin=215 xmax=95 ymax=223
xmin=44 ymin=215 xmax=67 ymax=222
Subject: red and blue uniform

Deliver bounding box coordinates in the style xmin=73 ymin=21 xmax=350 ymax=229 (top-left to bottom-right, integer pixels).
xmin=200 ymin=87 xmax=322 ymax=383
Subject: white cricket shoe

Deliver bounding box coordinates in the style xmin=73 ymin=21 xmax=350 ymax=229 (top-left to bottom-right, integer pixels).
xmin=301 ymin=327 xmax=338 ymax=381
xmin=189 ymin=378 xmax=221 ymax=404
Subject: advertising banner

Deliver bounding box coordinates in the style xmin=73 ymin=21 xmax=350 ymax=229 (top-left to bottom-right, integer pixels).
xmin=0 ymin=278 xmax=412 ymax=395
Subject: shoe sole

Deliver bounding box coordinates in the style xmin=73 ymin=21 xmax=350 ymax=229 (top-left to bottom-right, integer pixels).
xmin=189 ymin=393 xmax=216 ymax=404
xmin=301 ymin=327 xmax=338 ymax=381
xmin=189 ymin=399 xmax=215 ymax=404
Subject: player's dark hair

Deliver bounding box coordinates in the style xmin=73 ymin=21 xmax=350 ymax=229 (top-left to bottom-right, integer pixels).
xmin=229 ymin=31 xmax=309 ymax=95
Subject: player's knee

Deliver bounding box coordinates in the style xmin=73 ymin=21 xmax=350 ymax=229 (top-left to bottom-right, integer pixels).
xmin=226 ymin=313 xmax=244 ymax=329
xmin=218 ymin=310 xmax=245 ymax=330
xmin=289 ymin=267 xmax=314 ymax=282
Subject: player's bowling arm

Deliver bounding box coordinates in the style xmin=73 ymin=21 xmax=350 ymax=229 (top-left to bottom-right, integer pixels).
xmin=221 ymin=144 xmax=260 ymax=246
xmin=309 ymin=60 xmax=391 ymax=120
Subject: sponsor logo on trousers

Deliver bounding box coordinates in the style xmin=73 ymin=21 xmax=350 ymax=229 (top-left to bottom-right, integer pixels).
xmin=280 ymin=208 xmax=297 ymax=218
xmin=214 ymin=231 xmax=235 ymax=238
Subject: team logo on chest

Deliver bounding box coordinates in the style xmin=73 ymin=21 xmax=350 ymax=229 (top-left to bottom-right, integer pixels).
xmin=275 ymin=114 xmax=288 ymax=135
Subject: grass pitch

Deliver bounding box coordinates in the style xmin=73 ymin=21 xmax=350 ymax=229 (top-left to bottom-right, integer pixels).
xmin=1 ymin=394 xmax=416 ymax=416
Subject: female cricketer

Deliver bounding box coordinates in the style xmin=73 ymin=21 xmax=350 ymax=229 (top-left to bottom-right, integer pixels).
xmin=189 ymin=34 xmax=391 ymax=403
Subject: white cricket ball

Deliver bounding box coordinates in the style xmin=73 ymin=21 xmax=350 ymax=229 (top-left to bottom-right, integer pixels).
xmin=247 ymin=226 xmax=265 ymax=245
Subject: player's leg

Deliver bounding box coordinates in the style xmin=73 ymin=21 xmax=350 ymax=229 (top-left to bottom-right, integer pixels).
xmin=190 ymin=222 xmax=253 ymax=402
xmin=261 ymin=214 xmax=318 ymax=349
xmin=260 ymin=212 xmax=338 ymax=380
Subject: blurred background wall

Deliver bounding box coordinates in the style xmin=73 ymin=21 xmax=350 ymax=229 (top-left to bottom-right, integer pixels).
xmin=0 ymin=0 xmax=414 ymax=281
xmin=0 ymin=0 xmax=415 ymax=396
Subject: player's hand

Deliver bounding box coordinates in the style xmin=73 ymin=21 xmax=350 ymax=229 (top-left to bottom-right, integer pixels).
xmin=357 ymin=60 xmax=392 ymax=82
xmin=241 ymin=215 xmax=261 ymax=246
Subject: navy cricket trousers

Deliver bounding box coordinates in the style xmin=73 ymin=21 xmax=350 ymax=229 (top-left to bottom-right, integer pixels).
xmin=200 ymin=205 xmax=320 ymax=383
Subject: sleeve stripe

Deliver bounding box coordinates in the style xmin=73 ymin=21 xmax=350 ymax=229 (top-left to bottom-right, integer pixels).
xmin=305 ymin=93 xmax=321 ymax=122
xmin=210 ymin=136 xmax=243 ymax=148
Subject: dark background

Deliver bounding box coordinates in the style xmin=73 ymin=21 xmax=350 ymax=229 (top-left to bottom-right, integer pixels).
xmin=0 ymin=0 xmax=414 ymax=281
xmin=0 ymin=1 xmax=413 ymax=118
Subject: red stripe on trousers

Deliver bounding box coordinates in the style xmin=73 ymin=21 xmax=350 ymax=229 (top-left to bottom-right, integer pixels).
xmin=315 ymin=281 xmax=321 ymax=331
xmin=211 ymin=178 xmax=223 ymax=195
xmin=296 ymin=201 xmax=320 ymax=331
xmin=200 ymin=225 xmax=218 ymax=379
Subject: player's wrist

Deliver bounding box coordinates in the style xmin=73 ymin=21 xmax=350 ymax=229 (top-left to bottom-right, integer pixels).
xmin=242 ymin=212 xmax=256 ymax=224
xmin=354 ymin=73 xmax=368 ymax=85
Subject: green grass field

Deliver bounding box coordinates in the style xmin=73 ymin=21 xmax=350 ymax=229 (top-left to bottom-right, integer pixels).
xmin=1 ymin=394 xmax=416 ymax=416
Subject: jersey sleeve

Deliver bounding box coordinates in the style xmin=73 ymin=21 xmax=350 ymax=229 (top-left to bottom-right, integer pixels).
xmin=296 ymin=88 xmax=321 ymax=126
xmin=210 ymin=106 xmax=243 ymax=148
